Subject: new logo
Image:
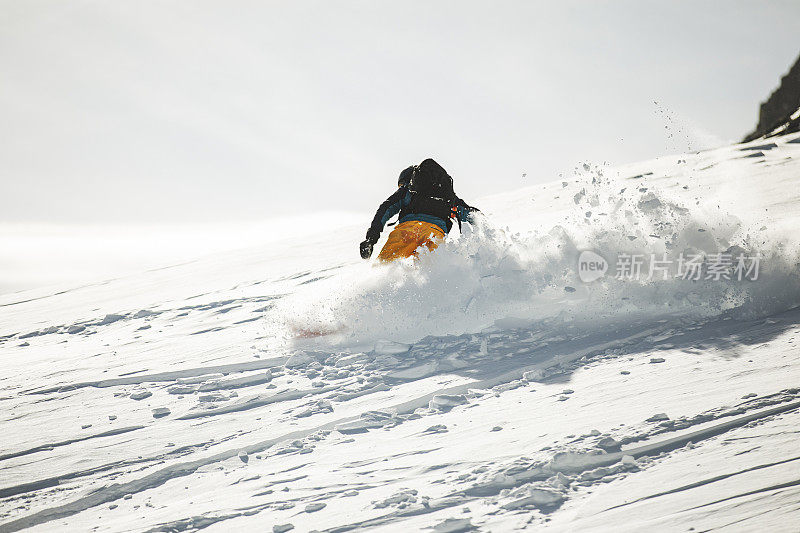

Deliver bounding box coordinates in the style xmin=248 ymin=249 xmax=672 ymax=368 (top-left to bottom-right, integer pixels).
xmin=577 ymin=250 xmax=608 ymax=282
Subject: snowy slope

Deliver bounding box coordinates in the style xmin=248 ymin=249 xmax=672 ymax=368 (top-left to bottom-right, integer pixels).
xmin=2 ymin=134 xmax=800 ymax=532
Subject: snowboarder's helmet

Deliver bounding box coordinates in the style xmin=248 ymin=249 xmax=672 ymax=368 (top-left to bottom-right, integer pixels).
xmin=398 ymin=166 xmax=415 ymax=188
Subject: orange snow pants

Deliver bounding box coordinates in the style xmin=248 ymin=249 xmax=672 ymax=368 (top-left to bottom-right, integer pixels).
xmin=377 ymin=220 xmax=445 ymax=263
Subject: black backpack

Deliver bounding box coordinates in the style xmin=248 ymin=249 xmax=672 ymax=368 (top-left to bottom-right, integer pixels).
xmin=409 ymin=159 xmax=455 ymax=200
xmin=403 ymin=158 xmax=460 ymax=231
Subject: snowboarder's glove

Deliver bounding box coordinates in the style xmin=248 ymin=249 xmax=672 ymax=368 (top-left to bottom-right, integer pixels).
xmin=359 ymin=239 xmax=374 ymax=260
xmin=361 ymin=228 xmax=380 ymax=259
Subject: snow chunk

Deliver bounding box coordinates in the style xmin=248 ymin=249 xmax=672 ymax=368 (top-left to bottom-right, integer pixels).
xmin=503 ymin=488 xmax=564 ymax=510
xmin=579 ymin=466 xmax=613 ymax=481
xmin=550 ymin=451 xmax=611 ymax=473
xmin=597 ymin=436 xmax=621 ymax=451
xmin=129 ymin=391 xmax=152 ymax=401
xmin=523 ymin=369 xmax=545 ymax=382
xmin=375 ymin=489 xmax=418 ymax=509
xmin=432 ymin=518 xmax=474 ymax=532
xmin=97 ymin=314 xmax=126 ymax=326
xmin=493 ymin=380 xmax=525 ymax=393
xmin=637 ymin=192 xmax=663 ymax=211
xmin=198 ymin=372 xmax=272 ymax=391
xmin=167 ymin=385 xmax=197 ymax=395
xmin=335 ymin=414 xmax=391 ymax=434
xmin=547 ymin=472 xmax=571 ymax=489
xmin=285 ymin=351 xmax=315 ymax=369
xmin=176 ymin=373 xmax=224 ymax=385
xmin=373 ymin=340 xmax=410 ymax=355
xmin=333 ymin=352 xmax=370 ymax=367
xmin=429 ymin=394 xmax=469 ymax=411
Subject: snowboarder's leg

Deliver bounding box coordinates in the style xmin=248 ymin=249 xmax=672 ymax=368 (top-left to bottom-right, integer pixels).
xmin=377 ymin=221 xmax=445 ymax=262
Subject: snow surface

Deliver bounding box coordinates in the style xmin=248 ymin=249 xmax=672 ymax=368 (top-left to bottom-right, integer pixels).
xmin=2 ymin=133 xmax=800 ymax=532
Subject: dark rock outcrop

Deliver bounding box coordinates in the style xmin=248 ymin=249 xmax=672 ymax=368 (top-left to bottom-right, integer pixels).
xmin=744 ymin=52 xmax=800 ymax=141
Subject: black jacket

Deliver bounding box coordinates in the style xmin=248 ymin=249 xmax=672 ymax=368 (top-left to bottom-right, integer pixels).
xmin=367 ymin=186 xmax=478 ymax=242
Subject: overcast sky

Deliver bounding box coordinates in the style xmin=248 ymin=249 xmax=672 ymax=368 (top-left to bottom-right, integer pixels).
xmin=1 ymin=1 xmax=799 ymax=225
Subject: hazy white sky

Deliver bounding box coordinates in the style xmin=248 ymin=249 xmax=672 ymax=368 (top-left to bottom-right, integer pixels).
xmin=1 ymin=1 xmax=799 ymax=224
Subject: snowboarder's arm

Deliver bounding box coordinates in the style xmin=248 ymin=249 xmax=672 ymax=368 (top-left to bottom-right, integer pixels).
xmin=454 ymin=196 xmax=480 ymax=224
xmin=366 ymin=188 xmax=408 ymax=243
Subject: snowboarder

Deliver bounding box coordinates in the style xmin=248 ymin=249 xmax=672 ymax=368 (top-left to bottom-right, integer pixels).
xmin=360 ymin=159 xmax=479 ymax=262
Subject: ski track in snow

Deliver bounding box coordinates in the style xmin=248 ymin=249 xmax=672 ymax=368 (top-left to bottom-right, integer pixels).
xmin=2 ymin=134 xmax=800 ymax=532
